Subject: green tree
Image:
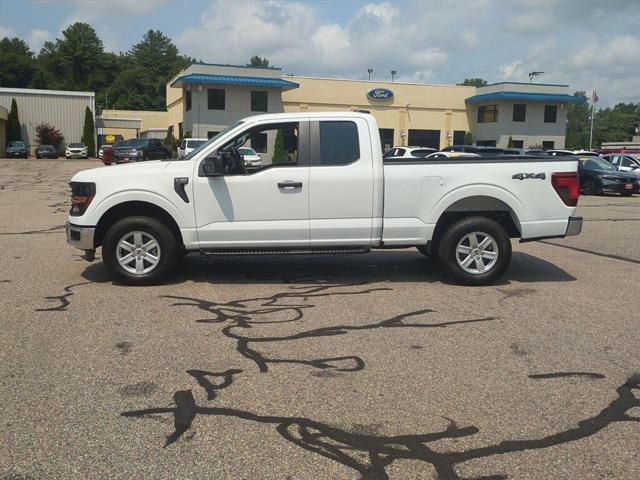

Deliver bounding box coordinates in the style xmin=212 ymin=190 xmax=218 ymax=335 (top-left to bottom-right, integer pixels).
xmin=6 ymin=98 xmax=22 ymax=144
xmin=592 ymin=103 xmax=640 ymax=148
xmin=247 ymin=55 xmax=270 ymax=68
xmin=163 ymin=129 xmax=178 ymax=157
xmin=457 ymin=78 xmax=488 ymax=87
xmin=54 ymin=23 xmax=107 ymax=91
xmin=271 ymin=129 xmax=287 ymax=163
xmin=0 ymin=37 xmax=35 ymax=87
xmin=81 ymin=106 xmax=95 ymax=156
xmin=507 ymin=135 xmax=514 ymax=148
xmin=565 ymin=91 xmax=590 ymax=149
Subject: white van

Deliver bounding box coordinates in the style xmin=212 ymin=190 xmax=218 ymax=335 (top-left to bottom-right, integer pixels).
xmin=178 ymin=138 xmax=208 ymax=159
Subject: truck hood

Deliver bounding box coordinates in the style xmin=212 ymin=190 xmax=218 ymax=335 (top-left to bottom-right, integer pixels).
xmin=71 ymin=160 xmax=171 ymax=182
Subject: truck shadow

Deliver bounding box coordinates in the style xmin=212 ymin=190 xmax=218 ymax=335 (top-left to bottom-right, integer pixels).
xmin=80 ymin=250 xmax=575 ymax=286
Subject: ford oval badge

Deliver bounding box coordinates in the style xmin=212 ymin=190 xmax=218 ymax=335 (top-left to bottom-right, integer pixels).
xmin=367 ymin=88 xmax=394 ymax=100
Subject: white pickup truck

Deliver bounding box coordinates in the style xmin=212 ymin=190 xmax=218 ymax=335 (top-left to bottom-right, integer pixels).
xmin=67 ymin=112 xmax=582 ymax=286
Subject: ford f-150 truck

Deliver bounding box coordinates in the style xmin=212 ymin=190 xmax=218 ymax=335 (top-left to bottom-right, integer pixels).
xmin=66 ymin=112 xmax=582 ymax=286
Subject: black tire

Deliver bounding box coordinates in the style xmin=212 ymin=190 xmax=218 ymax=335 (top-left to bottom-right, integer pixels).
xmin=102 ymin=216 xmax=178 ymax=285
xmin=437 ymin=216 xmax=511 ymax=286
xmin=582 ymin=178 xmax=599 ymax=195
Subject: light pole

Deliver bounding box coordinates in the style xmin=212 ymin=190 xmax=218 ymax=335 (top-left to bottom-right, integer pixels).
xmin=391 ymin=70 xmax=397 ymax=82
xmin=367 ymin=68 xmax=373 ymax=80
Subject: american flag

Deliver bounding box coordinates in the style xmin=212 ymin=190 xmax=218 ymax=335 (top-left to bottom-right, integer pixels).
xmin=592 ymin=90 xmax=599 ymax=103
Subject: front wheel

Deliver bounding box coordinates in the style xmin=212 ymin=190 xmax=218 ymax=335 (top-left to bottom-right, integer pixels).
xmin=102 ymin=216 xmax=178 ymax=285
xmin=582 ymin=178 xmax=599 ymax=195
xmin=437 ymin=217 xmax=511 ymax=286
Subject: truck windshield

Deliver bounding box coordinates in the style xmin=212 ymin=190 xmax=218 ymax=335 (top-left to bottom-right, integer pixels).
xmin=183 ymin=121 xmax=244 ymax=160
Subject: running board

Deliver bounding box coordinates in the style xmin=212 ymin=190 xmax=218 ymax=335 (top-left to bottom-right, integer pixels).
xmin=200 ymin=247 xmax=370 ymax=256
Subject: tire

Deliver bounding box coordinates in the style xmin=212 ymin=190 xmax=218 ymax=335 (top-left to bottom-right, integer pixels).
xmin=437 ymin=216 xmax=511 ymax=286
xmin=102 ymin=216 xmax=178 ymax=285
xmin=582 ymin=178 xmax=598 ymax=195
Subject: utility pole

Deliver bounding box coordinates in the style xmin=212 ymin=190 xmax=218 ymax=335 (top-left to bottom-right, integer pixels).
xmin=367 ymin=68 xmax=373 ymax=80
xmin=589 ymin=101 xmax=595 ymax=150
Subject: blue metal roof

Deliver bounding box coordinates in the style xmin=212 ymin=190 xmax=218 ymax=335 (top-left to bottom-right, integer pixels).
xmin=171 ymin=73 xmax=299 ymax=90
xmin=465 ymin=91 xmax=587 ymax=104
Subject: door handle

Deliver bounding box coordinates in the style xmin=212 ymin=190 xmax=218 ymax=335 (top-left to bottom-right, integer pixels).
xmin=278 ymin=181 xmax=303 ymax=189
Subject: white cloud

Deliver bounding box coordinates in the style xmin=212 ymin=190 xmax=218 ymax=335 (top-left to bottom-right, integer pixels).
xmin=27 ymin=29 xmax=54 ymax=51
xmin=499 ymin=60 xmax=524 ymax=79
xmin=0 ymin=25 xmax=16 ymax=39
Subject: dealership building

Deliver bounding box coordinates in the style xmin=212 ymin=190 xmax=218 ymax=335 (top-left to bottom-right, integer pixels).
xmin=0 ymin=87 xmax=95 ymax=155
xmin=166 ymin=63 xmax=585 ymax=152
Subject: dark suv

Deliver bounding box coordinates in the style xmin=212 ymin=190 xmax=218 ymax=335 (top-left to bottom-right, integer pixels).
xmin=6 ymin=141 xmax=28 ymax=158
xmin=113 ymin=138 xmax=170 ymax=163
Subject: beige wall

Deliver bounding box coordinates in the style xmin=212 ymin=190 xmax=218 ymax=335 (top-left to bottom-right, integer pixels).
xmin=101 ymin=109 xmax=168 ymax=132
xmin=282 ymin=76 xmax=475 ymax=148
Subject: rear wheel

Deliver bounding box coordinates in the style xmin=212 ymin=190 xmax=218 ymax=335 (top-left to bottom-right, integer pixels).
xmin=582 ymin=178 xmax=599 ymax=195
xmin=437 ymin=216 xmax=511 ymax=286
xmin=102 ymin=216 xmax=178 ymax=285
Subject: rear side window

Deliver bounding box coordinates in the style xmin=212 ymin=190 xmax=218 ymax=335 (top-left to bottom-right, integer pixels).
xmin=319 ymin=121 xmax=360 ymax=165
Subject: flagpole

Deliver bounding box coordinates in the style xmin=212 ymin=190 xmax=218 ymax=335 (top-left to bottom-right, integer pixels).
xmin=589 ymin=99 xmax=594 ymax=150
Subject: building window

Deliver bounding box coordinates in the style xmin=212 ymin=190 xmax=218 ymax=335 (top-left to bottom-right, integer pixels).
xmin=512 ymin=104 xmax=526 ymax=122
xmin=542 ymin=140 xmax=555 ymax=149
xmin=251 ymin=91 xmax=268 ymax=112
xmin=512 ymin=140 xmax=524 ymax=148
xmin=185 ymin=90 xmax=192 ymax=111
xmin=476 ymin=140 xmax=497 ymax=147
xmin=208 ymin=88 xmax=225 ymax=110
xmin=207 ymin=131 xmax=219 ymax=139
xmin=319 ymin=121 xmax=360 ymax=166
xmin=379 ymin=128 xmax=394 ymax=152
xmin=408 ymin=129 xmax=441 ymax=149
xmin=453 ymin=130 xmax=466 ymax=145
xmin=477 ymin=105 xmax=498 ymax=123
xmin=544 ymin=105 xmax=557 ymax=123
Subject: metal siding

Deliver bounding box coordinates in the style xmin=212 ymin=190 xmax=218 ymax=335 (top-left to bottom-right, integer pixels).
xmin=0 ymin=90 xmax=94 ymax=149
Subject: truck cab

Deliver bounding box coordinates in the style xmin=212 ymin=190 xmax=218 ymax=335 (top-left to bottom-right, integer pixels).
xmin=67 ymin=112 xmax=582 ymax=286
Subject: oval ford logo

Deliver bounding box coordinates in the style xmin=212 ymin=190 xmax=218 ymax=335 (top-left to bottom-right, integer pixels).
xmin=367 ymin=88 xmax=394 ymax=100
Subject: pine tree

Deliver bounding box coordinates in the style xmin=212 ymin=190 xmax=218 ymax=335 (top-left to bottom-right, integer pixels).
xmin=6 ymin=98 xmax=21 ymax=144
xmin=507 ymin=135 xmax=514 ymax=148
xmin=163 ymin=129 xmax=178 ymax=157
xmin=271 ymin=129 xmax=287 ymax=163
xmin=81 ymin=106 xmax=95 ymax=156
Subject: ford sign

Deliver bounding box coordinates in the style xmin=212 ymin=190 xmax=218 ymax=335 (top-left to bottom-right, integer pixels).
xmin=367 ymin=88 xmax=394 ymax=101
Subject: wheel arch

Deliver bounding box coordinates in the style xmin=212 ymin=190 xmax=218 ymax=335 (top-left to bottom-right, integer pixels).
xmin=430 ymin=195 xmax=522 ymax=252
xmin=94 ymin=201 xmax=184 ymax=249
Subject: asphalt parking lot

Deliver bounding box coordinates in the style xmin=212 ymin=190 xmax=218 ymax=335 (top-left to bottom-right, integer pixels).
xmin=1 ymin=158 xmax=638 ymax=480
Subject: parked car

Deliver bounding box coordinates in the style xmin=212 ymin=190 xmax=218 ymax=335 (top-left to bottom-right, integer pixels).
xmin=102 ymin=147 xmax=115 ymax=166
xmin=98 ymin=144 xmax=113 ymax=160
xmin=501 ymin=148 xmax=550 ymax=156
xmin=35 ymin=145 xmax=58 ymax=159
xmin=6 ymin=141 xmax=28 ymax=158
xmin=442 ymin=145 xmax=504 ymax=156
xmin=383 ymin=147 xmax=437 ymax=161
xmin=113 ymin=138 xmax=170 ymax=163
xmin=67 ymin=111 xmax=582 ymax=287
xmin=178 ymin=138 xmax=207 ymax=159
xmin=66 ymin=143 xmax=88 ymax=159
xmin=425 ymin=152 xmax=482 ymax=159
xmin=238 ymin=147 xmax=262 ymax=167
xmin=602 ymin=154 xmax=640 ymax=174
xmin=548 ymin=149 xmax=600 ymax=157
xmin=578 ymin=156 xmax=639 ymax=196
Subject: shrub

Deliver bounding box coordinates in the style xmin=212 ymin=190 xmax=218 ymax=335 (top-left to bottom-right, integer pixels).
xmin=35 ymin=122 xmax=64 ymax=151
xmin=163 ymin=129 xmax=177 ymax=156
xmin=271 ymin=129 xmax=287 ymax=163
xmin=6 ymin=98 xmax=21 ymax=144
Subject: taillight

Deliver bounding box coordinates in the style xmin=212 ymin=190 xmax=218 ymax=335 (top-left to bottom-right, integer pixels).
xmin=551 ymin=172 xmax=579 ymax=207
xmin=70 ymin=182 xmax=96 ymax=216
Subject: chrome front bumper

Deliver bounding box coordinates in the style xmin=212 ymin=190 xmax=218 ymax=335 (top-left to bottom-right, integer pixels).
xmin=66 ymin=222 xmax=95 ymax=250
xmin=566 ymin=216 xmax=583 ymax=237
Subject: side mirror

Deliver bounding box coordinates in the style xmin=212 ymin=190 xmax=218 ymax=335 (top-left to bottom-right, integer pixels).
xmin=199 ymin=154 xmax=226 ymax=177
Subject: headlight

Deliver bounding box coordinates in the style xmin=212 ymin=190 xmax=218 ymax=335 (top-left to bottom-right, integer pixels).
xmin=70 ymin=182 xmax=96 ymax=216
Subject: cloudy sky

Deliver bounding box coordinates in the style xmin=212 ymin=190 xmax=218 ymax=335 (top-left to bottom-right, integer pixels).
xmin=1 ymin=0 xmax=639 ymax=106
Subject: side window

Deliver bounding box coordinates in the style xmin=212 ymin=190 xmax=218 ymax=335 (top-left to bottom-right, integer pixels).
xmin=221 ymin=122 xmax=300 ymax=168
xmin=544 ymin=105 xmax=557 ymax=123
xmin=621 ymin=158 xmax=633 ymax=167
xmin=318 ymin=121 xmax=360 ymax=166
xmin=180 ymin=140 xmax=186 ymax=149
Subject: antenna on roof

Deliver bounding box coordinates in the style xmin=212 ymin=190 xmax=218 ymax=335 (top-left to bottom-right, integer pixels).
xmin=529 ymin=71 xmax=544 ymax=83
